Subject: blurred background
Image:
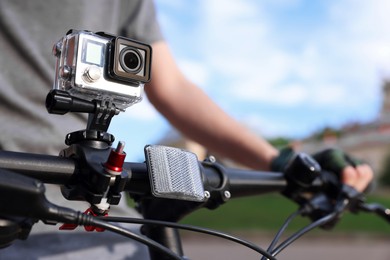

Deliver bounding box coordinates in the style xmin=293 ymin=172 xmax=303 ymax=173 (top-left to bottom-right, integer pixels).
xmin=112 ymin=0 xmax=390 ymax=163
xmin=112 ymin=1 xmax=390 ymax=259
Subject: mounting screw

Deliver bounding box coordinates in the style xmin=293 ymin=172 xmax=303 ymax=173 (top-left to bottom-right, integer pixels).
xmin=208 ymin=155 xmax=216 ymax=163
xmin=52 ymin=42 xmax=62 ymax=57
xmin=59 ymin=65 xmax=72 ymax=80
xmin=223 ymin=191 xmax=231 ymax=200
xmin=204 ymin=191 xmax=210 ymax=199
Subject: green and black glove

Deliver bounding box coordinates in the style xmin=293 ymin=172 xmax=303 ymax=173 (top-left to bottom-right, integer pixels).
xmin=271 ymin=147 xmax=362 ymax=179
xmin=270 ymin=147 xmax=296 ymax=173
xmin=312 ymin=148 xmax=362 ymax=176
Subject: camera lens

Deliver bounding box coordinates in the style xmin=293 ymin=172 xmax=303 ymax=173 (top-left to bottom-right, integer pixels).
xmin=119 ymin=47 xmax=142 ymax=74
xmin=124 ymin=52 xmax=139 ymax=69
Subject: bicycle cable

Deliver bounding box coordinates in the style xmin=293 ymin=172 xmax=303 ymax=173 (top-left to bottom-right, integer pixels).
xmin=261 ymin=209 xmax=303 ymax=260
xmin=100 ymin=216 xmax=277 ymax=260
xmin=270 ymin=211 xmax=337 ymax=257
xmin=81 ymin=217 xmax=183 ymax=260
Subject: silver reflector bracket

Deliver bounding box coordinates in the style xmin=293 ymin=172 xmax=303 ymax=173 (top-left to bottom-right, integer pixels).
xmin=145 ymin=145 xmax=205 ymax=202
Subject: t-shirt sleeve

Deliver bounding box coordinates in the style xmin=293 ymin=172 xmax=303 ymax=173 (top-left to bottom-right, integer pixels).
xmin=120 ymin=0 xmax=164 ymax=44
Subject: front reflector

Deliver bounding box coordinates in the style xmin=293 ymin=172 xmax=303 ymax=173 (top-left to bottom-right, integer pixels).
xmin=145 ymin=145 xmax=205 ymax=202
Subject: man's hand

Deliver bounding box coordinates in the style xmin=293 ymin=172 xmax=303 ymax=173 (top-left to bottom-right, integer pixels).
xmin=271 ymin=148 xmax=374 ymax=192
xmin=312 ymin=149 xmax=374 ymax=192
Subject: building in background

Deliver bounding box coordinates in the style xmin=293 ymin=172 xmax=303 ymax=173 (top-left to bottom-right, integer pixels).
xmin=298 ymin=81 xmax=390 ymax=176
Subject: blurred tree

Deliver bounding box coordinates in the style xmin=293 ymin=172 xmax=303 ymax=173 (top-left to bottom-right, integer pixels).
xmin=379 ymin=148 xmax=390 ymax=187
xmin=268 ymin=137 xmax=291 ymax=149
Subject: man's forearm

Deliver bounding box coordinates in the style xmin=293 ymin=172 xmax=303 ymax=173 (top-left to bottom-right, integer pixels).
xmin=145 ymin=42 xmax=278 ymax=170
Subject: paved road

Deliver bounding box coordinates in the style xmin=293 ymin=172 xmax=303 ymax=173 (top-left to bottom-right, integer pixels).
xmin=181 ymin=233 xmax=390 ymax=260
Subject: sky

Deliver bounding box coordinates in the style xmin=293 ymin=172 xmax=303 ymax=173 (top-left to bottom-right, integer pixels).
xmin=110 ymin=0 xmax=390 ymax=161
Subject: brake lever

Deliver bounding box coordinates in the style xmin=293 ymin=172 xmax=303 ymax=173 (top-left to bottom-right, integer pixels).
xmin=359 ymin=202 xmax=390 ymax=223
xmin=301 ymin=193 xmax=349 ymax=230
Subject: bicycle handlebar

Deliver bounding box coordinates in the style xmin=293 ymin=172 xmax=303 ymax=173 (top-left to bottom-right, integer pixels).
xmin=0 ymin=150 xmax=76 ymax=184
xmin=0 ymin=149 xmax=389 ymax=260
xmin=0 ymin=150 xmax=287 ymax=198
xmin=2 ymin=149 xmax=388 ymax=222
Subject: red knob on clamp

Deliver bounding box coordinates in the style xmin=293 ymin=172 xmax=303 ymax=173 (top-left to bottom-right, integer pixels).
xmin=104 ymin=141 xmax=126 ymax=174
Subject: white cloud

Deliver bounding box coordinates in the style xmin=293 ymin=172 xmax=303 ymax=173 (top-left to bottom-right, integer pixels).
xmin=197 ymin=0 xmax=390 ymax=112
xmin=240 ymin=114 xmax=283 ymax=138
xmin=240 ymin=113 xmax=307 ymax=138
xmin=203 ymin=0 xmax=264 ymax=25
xmin=177 ymin=59 xmax=210 ymax=89
xmin=311 ymin=83 xmax=347 ymax=106
xmin=151 ymin=0 xmax=390 ymax=138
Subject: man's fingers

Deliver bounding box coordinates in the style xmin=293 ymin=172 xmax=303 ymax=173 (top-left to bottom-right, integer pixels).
xmin=342 ymin=166 xmax=358 ymax=187
xmin=341 ymin=164 xmax=373 ymax=192
xmin=354 ymin=164 xmax=373 ymax=192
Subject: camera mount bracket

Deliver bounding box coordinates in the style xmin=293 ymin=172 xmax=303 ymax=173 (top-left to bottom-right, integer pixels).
xmin=45 ymin=89 xmax=128 ymax=214
xmin=46 ymin=89 xmax=120 ymax=133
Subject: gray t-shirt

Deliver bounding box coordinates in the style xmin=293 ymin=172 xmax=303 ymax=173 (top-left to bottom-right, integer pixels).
xmin=0 ymin=0 xmax=162 ymax=155
xmin=0 ymin=0 xmax=163 ymax=259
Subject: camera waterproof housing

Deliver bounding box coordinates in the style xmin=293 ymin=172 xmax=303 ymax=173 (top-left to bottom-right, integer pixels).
xmin=52 ymin=30 xmax=152 ymax=110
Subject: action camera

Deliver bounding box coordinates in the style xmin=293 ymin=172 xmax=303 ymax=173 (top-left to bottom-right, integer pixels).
xmin=52 ymin=30 xmax=152 ymax=110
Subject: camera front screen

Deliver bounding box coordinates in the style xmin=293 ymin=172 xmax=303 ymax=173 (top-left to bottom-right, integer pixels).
xmin=82 ymin=39 xmax=105 ymax=67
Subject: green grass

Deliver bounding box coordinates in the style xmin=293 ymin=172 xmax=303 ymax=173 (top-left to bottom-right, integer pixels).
xmin=180 ymin=193 xmax=390 ymax=234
